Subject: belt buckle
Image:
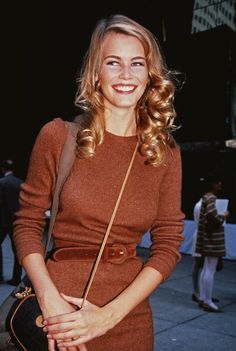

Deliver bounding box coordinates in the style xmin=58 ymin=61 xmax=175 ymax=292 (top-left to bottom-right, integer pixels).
xmin=106 ymin=244 xmax=128 ymax=264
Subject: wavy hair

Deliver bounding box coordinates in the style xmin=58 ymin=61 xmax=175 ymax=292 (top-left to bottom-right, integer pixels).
xmin=74 ymin=14 xmax=179 ymax=165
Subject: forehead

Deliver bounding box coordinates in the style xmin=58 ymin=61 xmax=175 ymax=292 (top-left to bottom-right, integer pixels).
xmin=102 ymin=32 xmax=145 ymax=58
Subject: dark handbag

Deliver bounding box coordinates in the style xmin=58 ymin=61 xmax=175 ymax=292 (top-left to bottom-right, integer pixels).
xmin=6 ymin=293 xmax=48 ymax=351
xmin=0 ymin=121 xmax=79 ymax=351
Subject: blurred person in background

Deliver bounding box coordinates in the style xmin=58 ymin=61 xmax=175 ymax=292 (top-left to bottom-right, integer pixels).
xmin=191 ymin=178 xmax=219 ymax=305
xmin=195 ymin=174 xmax=229 ymax=312
xmin=0 ymin=159 xmax=23 ymax=285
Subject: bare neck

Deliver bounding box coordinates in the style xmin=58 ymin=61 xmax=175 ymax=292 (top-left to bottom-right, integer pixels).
xmin=104 ymin=109 xmax=137 ymax=137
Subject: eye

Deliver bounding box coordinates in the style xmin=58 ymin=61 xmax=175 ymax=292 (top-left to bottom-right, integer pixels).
xmin=131 ymin=61 xmax=145 ymax=67
xmin=106 ymin=60 xmax=120 ymax=66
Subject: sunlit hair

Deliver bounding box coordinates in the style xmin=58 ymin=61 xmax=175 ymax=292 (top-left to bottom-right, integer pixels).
xmin=74 ymin=14 xmax=179 ymax=165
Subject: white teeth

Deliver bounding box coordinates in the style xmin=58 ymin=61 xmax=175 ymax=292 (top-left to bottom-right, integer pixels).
xmin=114 ymin=86 xmax=134 ymax=92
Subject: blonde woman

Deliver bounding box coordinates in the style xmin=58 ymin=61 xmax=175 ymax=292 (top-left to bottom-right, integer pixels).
xmin=13 ymin=14 xmax=184 ymax=351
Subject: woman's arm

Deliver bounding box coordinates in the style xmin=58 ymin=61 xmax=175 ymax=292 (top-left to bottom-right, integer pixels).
xmin=13 ymin=119 xmax=67 ymax=261
xmin=102 ymin=266 xmax=163 ymax=323
xmin=13 ymin=120 xmax=87 ymax=350
xmin=22 ymin=253 xmax=70 ymax=314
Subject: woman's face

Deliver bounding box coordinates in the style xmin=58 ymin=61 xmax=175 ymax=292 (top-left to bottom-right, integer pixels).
xmin=98 ymin=32 xmax=149 ymax=111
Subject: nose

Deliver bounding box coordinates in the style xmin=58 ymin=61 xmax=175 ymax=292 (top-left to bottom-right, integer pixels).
xmin=119 ymin=64 xmax=132 ymax=80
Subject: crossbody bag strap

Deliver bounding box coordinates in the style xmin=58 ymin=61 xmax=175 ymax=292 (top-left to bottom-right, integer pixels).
xmin=81 ymin=141 xmax=139 ymax=307
xmin=44 ymin=121 xmax=78 ymax=257
xmin=43 ymin=120 xmax=138 ymax=307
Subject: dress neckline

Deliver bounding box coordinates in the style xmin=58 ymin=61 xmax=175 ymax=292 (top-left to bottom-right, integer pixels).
xmin=105 ymin=130 xmax=137 ymax=141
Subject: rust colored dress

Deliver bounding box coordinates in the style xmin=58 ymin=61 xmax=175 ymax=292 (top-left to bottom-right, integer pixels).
xmin=13 ymin=118 xmax=184 ymax=351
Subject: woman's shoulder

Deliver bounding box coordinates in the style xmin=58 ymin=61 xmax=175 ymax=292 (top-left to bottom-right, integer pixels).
xmin=39 ymin=117 xmax=67 ymax=138
xmin=35 ymin=117 xmax=70 ymax=146
xmin=31 ymin=117 xmax=69 ymax=155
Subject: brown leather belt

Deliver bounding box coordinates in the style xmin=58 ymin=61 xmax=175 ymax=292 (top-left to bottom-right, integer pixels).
xmin=53 ymin=243 xmax=136 ymax=264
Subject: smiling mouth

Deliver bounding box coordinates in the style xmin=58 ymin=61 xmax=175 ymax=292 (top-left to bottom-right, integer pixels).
xmin=112 ymin=84 xmax=137 ymax=94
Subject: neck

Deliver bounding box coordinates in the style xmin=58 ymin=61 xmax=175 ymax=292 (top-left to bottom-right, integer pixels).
xmin=104 ymin=109 xmax=137 ymax=137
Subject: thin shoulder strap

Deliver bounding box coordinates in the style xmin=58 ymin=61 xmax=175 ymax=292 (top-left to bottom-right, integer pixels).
xmin=44 ymin=122 xmax=78 ymax=257
xmin=81 ymin=141 xmax=139 ymax=307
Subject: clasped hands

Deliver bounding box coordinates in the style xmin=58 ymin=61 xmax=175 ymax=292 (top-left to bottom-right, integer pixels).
xmin=43 ymin=293 xmax=112 ymax=351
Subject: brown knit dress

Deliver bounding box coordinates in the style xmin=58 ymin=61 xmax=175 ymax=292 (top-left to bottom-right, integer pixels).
xmin=13 ymin=118 xmax=184 ymax=351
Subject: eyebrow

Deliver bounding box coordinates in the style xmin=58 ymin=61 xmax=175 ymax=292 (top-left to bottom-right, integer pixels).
xmin=104 ymin=55 xmax=146 ymax=60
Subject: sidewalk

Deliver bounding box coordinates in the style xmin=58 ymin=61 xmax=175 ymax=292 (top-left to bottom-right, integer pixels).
xmin=1 ymin=237 xmax=236 ymax=350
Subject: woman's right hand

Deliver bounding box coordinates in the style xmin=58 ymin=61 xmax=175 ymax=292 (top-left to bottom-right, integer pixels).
xmin=41 ymin=293 xmax=87 ymax=351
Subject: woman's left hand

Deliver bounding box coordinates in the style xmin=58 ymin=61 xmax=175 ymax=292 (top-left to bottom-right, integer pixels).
xmin=43 ymin=293 xmax=113 ymax=347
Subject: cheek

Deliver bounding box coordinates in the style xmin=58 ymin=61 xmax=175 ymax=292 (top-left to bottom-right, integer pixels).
xmin=135 ymin=73 xmax=149 ymax=90
xmin=99 ymin=66 xmax=118 ymax=83
xmin=138 ymin=74 xmax=149 ymax=91
xmin=140 ymin=72 xmax=149 ymax=84
xmin=99 ymin=74 xmax=108 ymax=86
xmin=99 ymin=73 xmax=114 ymax=93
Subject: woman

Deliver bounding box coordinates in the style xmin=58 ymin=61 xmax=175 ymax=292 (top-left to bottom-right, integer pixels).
xmin=195 ymin=175 xmax=228 ymax=312
xmin=13 ymin=14 xmax=184 ymax=351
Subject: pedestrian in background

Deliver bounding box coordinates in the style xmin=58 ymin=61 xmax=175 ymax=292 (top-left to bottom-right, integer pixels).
xmin=196 ymin=174 xmax=229 ymax=312
xmin=0 ymin=159 xmax=23 ymax=285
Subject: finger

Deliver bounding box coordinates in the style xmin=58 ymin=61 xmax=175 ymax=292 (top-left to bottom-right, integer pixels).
xmin=57 ymin=338 xmax=82 ymax=348
xmin=57 ymin=339 xmax=72 ymax=351
xmin=67 ymin=346 xmax=78 ymax=351
xmin=48 ymin=338 xmax=56 ymax=351
xmin=45 ymin=321 xmax=75 ymax=334
xmin=58 ymin=343 xmax=82 ymax=351
xmin=57 ymin=336 xmax=91 ymax=348
xmin=45 ymin=312 xmax=76 ymax=325
xmin=47 ymin=329 xmax=77 ymax=340
xmin=77 ymin=344 xmax=88 ymax=351
xmin=60 ymin=293 xmax=84 ymax=308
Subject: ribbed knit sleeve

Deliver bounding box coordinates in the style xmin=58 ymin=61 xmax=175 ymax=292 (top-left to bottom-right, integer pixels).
xmin=144 ymin=146 xmax=185 ymax=282
xmin=13 ymin=118 xmax=67 ymax=263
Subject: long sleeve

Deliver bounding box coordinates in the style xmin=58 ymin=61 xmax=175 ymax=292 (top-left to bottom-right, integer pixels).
xmin=144 ymin=146 xmax=185 ymax=282
xmin=13 ymin=118 xmax=67 ymax=263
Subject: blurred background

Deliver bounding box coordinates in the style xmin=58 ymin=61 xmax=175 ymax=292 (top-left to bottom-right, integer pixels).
xmin=2 ymin=0 xmax=236 ymax=222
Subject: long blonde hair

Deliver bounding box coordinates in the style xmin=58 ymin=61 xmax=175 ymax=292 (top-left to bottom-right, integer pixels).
xmin=74 ymin=14 xmax=178 ymax=165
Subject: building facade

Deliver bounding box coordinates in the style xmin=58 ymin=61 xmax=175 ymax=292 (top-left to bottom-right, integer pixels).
xmin=192 ymin=0 xmax=236 ymax=33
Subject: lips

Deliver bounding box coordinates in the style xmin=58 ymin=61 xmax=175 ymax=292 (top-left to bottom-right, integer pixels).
xmin=112 ymin=84 xmax=137 ymax=94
